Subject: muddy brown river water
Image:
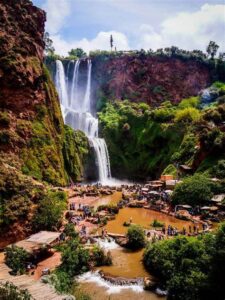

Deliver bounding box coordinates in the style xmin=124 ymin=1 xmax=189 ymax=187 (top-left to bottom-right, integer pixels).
xmin=77 ymin=191 xmax=197 ymax=299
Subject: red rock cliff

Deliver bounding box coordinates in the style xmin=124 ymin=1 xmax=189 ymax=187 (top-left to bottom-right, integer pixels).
xmin=92 ymin=55 xmax=212 ymax=105
xmin=0 ymin=0 xmax=67 ymax=185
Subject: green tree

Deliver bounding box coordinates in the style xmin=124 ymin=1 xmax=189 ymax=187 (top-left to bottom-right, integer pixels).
xmin=209 ymin=223 xmax=225 ymax=298
xmin=206 ymin=41 xmax=219 ymax=59
xmin=92 ymin=245 xmax=112 ymax=266
xmin=172 ymin=174 xmax=212 ymax=206
xmin=127 ymin=224 xmax=146 ymax=249
xmin=110 ymin=34 xmax=113 ymax=51
xmin=64 ymin=223 xmax=78 ymax=239
xmin=5 ymin=246 xmax=29 ymax=275
xmin=60 ymin=238 xmax=90 ymax=277
xmin=144 ymin=234 xmax=215 ymax=300
xmin=32 ymin=191 xmax=67 ymax=231
xmin=68 ymin=48 xmax=86 ymax=58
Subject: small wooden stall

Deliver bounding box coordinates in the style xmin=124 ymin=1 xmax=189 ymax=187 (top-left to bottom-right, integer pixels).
xmin=13 ymin=231 xmax=61 ymax=258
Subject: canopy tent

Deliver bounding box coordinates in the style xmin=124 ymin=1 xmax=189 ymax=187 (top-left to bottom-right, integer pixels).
xmin=12 ymin=231 xmax=61 ymax=254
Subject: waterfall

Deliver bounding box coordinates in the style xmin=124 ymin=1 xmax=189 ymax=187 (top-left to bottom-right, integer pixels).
xmin=55 ymin=59 xmax=111 ymax=183
xmin=55 ymin=60 xmax=69 ymax=110
xmin=70 ymin=59 xmax=80 ymax=109
xmin=83 ymin=59 xmax=92 ymax=112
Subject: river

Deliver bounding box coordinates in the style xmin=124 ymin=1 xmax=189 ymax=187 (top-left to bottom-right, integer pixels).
xmin=77 ymin=191 xmax=197 ymax=299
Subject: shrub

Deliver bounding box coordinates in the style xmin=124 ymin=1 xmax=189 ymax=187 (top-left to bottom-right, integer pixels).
xmin=5 ymin=246 xmax=29 ymax=275
xmin=143 ymin=223 xmax=225 ymax=300
xmin=60 ymin=238 xmax=90 ymax=277
xmin=178 ymin=97 xmax=199 ymax=109
xmin=172 ymin=174 xmax=212 ymax=206
xmin=126 ymin=224 xmax=146 ymax=249
xmin=92 ymin=245 xmax=112 ymax=266
xmin=151 ymin=219 xmax=164 ymax=228
xmin=0 ymin=282 xmax=31 ymax=300
xmin=64 ymin=223 xmax=78 ymax=239
xmin=97 ymin=205 xmax=119 ymax=214
xmin=175 ymin=107 xmax=201 ymax=123
xmin=32 ymin=191 xmax=67 ymax=231
xmin=171 ymin=133 xmax=197 ymax=164
xmin=213 ymin=159 xmax=225 ymax=179
xmin=45 ymin=270 xmax=73 ymax=294
xmin=0 ymin=111 xmax=10 ymax=127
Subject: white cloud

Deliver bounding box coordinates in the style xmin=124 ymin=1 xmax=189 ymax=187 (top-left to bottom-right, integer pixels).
xmin=137 ymin=25 xmax=163 ymax=50
xmin=137 ymin=4 xmax=225 ymax=51
xmin=42 ymin=0 xmax=225 ymax=55
xmin=52 ymin=31 xmax=130 ymax=55
xmin=43 ymin=0 xmax=71 ymax=34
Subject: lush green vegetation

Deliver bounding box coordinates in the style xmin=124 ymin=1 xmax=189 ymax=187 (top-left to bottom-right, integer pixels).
xmin=126 ymin=224 xmax=146 ymax=249
xmin=144 ymin=223 xmax=225 ymax=299
xmin=0 ymin=155 xmax=68 ymax=235
xmin=172 ymin=174 xmax=213 ymax=206
xmin=0 ymin=282 xmax=31 ymax=300
xmin=92 ymin=245 xmax=112 ymax=266
xmin=5 ymin=246 xmax=29 ymax=275
xmin=63 ymin=125 xmax=90 ymax=182
xmin=32 ymin=191 xmax=67 ymax=231
xmin=151 ymin=219 xmax=164 ymax=228
xmin=98 ymin=82 xmax=225 ymax=179
xmin=47 ymin=225 xmax=111 ymax=295
xmin=0 ymin=156 xmax=43 ymax=232
xmin=98 ymin=100 xmax=183 ymax=179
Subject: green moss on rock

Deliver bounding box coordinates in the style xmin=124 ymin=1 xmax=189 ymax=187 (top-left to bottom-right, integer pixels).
xmin=63 ymin=125 xmax=90 ymax=182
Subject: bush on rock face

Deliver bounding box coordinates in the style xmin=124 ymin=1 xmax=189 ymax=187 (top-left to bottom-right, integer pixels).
xmin=126 ymin=224 xmax=146 ymax=249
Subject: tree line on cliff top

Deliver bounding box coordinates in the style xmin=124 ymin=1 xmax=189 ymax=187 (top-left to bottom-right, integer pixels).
xmin=44 ymin=32 xmax=225 ymax=65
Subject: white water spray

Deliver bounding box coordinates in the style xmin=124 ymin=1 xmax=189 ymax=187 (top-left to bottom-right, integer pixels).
xmin=55 ymin=60 xmax=69 ymax=109
xmin=55 ymin=59 xmax=111 ymax=183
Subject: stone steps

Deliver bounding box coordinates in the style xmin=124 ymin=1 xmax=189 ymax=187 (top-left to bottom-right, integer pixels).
xmin=0 ymin=263 xmax=66 ymax=300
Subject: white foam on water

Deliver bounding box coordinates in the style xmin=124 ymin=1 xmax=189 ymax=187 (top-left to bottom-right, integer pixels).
xmin=95 ymin=238 xmax=120 ymax=250
xmin=77 ymin=271 xmax=144 ymax=294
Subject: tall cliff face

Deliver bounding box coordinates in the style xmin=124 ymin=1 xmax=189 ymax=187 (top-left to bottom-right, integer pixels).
xmin=0 ymin=0 xmax=90 ymax=185
xmin=0 ymin=0 xmax=92 ymax=245
xmin=91 ymin=55 xmax=212 ymax=106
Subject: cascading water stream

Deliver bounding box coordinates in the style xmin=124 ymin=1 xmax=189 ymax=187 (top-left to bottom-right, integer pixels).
xmin=55 ymin=59 xmax=111 ymax=183
xmin=55 ymin=60 xmax=69 ymax=115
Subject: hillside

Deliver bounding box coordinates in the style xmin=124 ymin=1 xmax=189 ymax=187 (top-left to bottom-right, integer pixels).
xmin=0 ymin=0 xmax=90 ymax=245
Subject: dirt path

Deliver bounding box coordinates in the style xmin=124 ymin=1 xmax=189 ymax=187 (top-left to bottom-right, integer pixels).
xmin=0 ymin=262 xmax=66 ymax=300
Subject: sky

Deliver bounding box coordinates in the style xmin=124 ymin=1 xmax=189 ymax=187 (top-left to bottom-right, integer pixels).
xmin=32 ymin=0 xmax=225 ymax=55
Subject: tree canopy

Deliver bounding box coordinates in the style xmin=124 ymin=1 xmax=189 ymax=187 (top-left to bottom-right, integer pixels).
xmin=172 ymin=174 xmax=213 ymax=206
xmin=206 ymin=41 xmax=219 ymax=59
xmin=68 ymin=48 xmax=86 ymax=58
xmin=144 ymin=223 xmax=225 ymax=299
xmin=127 ymin=224 xmax=146 ymax=249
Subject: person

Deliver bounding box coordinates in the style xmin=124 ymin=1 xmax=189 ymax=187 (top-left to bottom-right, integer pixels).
xmin=130 ymin=216 xmax=133 ymax=224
